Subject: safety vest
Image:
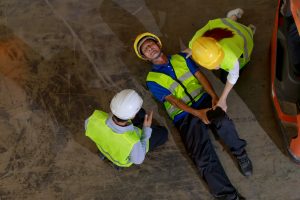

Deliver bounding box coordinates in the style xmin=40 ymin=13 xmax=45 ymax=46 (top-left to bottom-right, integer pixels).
xmin=146 ymin=54 xmax=205 ymax=120
xmin=189 ymin=18 xmax=254 ymax=72
xmin=85 ymin=110 xmax=147 ymax=167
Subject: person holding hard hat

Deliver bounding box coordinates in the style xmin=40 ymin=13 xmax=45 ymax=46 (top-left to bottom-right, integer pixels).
xmin=184 ymin=8 xmax=255 ymax=112
xmin=85 ymin=89 xmax=168 ymax=168
xmin=134 ymin=30 xmax=252 ymax=200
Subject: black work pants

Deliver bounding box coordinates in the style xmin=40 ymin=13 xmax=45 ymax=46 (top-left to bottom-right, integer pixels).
xmin=175 ymin=95 xmax=246 ymax=199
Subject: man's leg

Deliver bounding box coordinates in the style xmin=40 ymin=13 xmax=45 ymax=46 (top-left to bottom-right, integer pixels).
xmin=176 ymin=114 xmax=238 ymax=200
xmin=149 ymin=125 xmax=168 ymax=151
xmin=210 ymin=113 xmax=253 ymax=177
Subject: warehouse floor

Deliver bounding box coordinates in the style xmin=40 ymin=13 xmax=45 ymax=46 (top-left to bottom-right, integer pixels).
xmin=0 ymin=0 xmax=300 ymax=199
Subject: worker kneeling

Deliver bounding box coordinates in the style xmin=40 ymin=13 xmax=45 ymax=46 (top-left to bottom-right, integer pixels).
xmin=85 ymin=89 xmax=168 ymax=168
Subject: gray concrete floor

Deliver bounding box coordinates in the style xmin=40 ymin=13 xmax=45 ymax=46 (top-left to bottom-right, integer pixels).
xmin=0 ymin=0 xmax=299 ymax=199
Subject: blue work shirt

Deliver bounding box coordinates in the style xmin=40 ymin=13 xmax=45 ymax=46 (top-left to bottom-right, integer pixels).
xmin=146 ymin=52 xmax=209 ymax=123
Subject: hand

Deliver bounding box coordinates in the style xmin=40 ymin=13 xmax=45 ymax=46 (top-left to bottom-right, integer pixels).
xmin=211 ymin=95 xmax=219 ymax=108
xmin=143 ymin=110 xmax=153 ymax=127
xmin=217 ymin=99 xmax=227 ymax=112
xmin=194 ymin=108 xmax=210 ymax=124
xmin=182 ymin=48 xmax=192 ymax=58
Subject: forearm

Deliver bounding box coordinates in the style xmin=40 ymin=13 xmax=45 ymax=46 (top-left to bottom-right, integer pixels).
xmin=166 ymin=94 xmax=210 ymax=124
xmin=194 ymin=71 xmax=218 ymax=98
xmin=220 ymin=81 xmax=234 ymax=101
xmin=141 ymin=126 xmax=152 ymax=140
xmin=130 ymin=142 xmax=146 ymax=164
xmin=130 ymin=127 xmax=152 ymax=164
xmin=84 ymin=119 xmax=88 ymax=130
xmin=165 ymin=95 xmax=200 ymax=117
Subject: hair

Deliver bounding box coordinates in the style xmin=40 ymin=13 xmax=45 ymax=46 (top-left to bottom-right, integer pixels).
xmin=202 ymin=28 xmax=234 ymax=41
xmin=112 ymin=115 xmax=128 ymax=123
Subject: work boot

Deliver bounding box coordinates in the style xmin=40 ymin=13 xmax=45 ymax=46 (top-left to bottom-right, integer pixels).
xmin=226 ymin=8 xmax=244 ymax=19
xmin=234 ymin=194 xmax=246 ymax=200
xmin=236 ymin=152 xmax=253 ymax=177
xmin=215 ymin=192 xmax=245 ymax=200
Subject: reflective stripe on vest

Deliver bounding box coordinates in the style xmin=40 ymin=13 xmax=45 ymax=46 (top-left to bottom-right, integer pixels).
xmin=85 ymin=110 xmax=143 ymax=167
xmin=169 ymin=71 xmax=194 ymax=92
xmin=220 ymin=18 xmax=252 ymax=61
xmin=189 ymin=18 xmax=254 ymax=71
xmin=146 ymin=54 xmax=205 ymax=120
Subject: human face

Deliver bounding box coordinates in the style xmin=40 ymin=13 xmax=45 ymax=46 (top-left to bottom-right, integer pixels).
xmin=140 ymin=40 xmax=162 ymax=60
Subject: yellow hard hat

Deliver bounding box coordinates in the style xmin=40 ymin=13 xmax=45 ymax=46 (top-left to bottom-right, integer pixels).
xmin=134 ymin=32 xmax=162 ymax=60
xmin=191 ymin=37 xmax=224 ymax=70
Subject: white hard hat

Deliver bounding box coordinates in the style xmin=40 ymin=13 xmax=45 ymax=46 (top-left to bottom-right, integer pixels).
xmin=110 ymin=89 xmax=143 ymax=120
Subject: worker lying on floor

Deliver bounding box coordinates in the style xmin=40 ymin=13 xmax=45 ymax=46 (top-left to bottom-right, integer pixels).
xmin=85 ymin=89 xmax=168 ymax=167
xmin=134 ymin=29 xmax=252 ymax=199
xmin=184 ymin=8 xmax=255 ymax=112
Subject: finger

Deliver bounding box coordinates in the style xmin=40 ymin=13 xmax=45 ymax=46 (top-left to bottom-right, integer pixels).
xmin=148 ymin=110 xmax=153 ymax=120
xmin=144 ymin=114 xmax=148 ymax=123
xmin=204 ymin=108 xmax=210 ymax=113
xmin=204 ymin=115 xmax=210 ymax=124
xmin=202 ymin=118 xmax=209 ymax=124
xmin=147 ymin=112 xmax=153 ymax=126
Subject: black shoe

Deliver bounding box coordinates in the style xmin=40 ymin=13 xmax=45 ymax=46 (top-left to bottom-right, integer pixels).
xmin=236 ymin=152 xmax=253 ymax=177
xmin=235 ymin=192 xmax=246 ymax=200
xmin=215 ymin=192 xmax=245 ymax=200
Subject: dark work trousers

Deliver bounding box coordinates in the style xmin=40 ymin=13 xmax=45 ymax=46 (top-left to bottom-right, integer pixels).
xmin=175 ymin=95 xmax=246 ymax=199
xmin=132 ymin=108 xmax=168 ymax=151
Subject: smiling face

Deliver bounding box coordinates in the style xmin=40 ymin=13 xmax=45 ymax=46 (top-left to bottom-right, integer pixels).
xmin=140 ymin=39 xmax=162 ymax=61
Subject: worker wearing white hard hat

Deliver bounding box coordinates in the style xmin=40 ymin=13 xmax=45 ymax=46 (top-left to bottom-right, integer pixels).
xmin=85 ymin=89 xmax=168 ymax=168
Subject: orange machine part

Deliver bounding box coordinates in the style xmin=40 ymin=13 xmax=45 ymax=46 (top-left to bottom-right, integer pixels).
xmin=271 ymin=0 xmax=300 ymax=162
xmin=290 ymin=0 xmax=300 ymax=34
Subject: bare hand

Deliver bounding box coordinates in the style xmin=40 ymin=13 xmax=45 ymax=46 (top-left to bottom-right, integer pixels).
xmin=217 ymin=99 xmax=227 ymax=112
xmin=195 ymin=108 xmax=210 ymax=124
xmin=143 ymin=110 xmax=153 ymax=127
xmin=211 ymin=95 xmax=219 ymax=108
xmin=182 ymin=48 xmax=192 ymax=58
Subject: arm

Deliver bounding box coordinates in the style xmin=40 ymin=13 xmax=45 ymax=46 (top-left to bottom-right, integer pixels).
xmin=217 ymin=60 xmax=240 ymax=111
xmin=84 ymin=119 xmax=89 ymax=130
xmin=129 ymin=126 xmax=152 ymax=164
xmin=165 ymin=95 xmax=210 ymax=124
xmin=217 ymin=81 xmax=234 ymax=112
xmin=129 ymin=111 xmax=153 ymax=164
xmin=194 ymin=70 xmax=219 ymax=107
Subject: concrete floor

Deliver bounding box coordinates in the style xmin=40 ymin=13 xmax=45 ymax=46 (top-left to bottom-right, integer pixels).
xmin=0 ymin=0 xmax=299 ymax=199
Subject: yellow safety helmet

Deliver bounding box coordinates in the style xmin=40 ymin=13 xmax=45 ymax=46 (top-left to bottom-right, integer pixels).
xmin=134 ymin=32 xmax=162 ymax=60
xmin=191 ymin=37 xmax=224 ymax=70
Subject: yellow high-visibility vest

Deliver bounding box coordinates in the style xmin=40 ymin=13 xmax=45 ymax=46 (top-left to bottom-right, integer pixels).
xmin=189 ymin=18 xmax=254 ymax=71
xmin=85 ymin=110 xmax=146 ymax=167
xmin=147 ymin=54 xmax=205 ymax=120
